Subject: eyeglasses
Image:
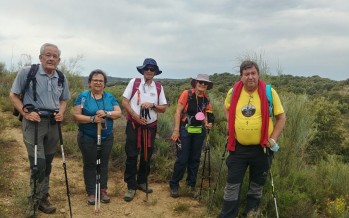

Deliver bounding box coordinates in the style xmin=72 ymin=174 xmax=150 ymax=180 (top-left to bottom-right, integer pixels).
xmin=143 ymin=67 xmax=155 ymax=72
xmin=42 ymin=53 xmax=59 ymax=59
xmin=92 ymin=79 xmax=104 ymax=84
xmin=197 ymin=81 xmax=208 ymax=85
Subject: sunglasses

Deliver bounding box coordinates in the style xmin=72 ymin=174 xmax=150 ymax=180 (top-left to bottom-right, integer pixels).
xmin=143 ymin=67 xmax=156 ymax=72
xmin=197 ymin=80 xmax=208 ymax=85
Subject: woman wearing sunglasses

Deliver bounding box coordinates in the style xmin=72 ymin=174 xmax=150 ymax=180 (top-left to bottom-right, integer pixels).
xmin=169 ymin=74 xmax=215 ymax=198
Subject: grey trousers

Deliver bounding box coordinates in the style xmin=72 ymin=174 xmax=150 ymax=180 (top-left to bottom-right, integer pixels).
xmin=22 ymin=118 xmax=59 ymax=202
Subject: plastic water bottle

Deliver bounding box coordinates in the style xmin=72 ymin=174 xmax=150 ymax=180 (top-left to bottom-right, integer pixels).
xmin=268 ymin=138 xmax=280 ymax=152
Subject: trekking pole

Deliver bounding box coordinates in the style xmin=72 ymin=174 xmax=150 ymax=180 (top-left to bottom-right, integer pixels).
xmin=199 ymin=130 xmax=211 ymax=197
xmin=207 ymin=131 xmax=211 ymax=191
xmin=141 ymin=107 xmax=149 ymax=201
xmin=33 ymin=121 xmax=38 ymax=218
xmin=208 ymin=140 xmax=227 ymax=214
xmin=266 ymin=148 xmax=279 ymax=218
xmin=94 ymin=123 xmax=102 ymax=213
xmin=143 ymin=126 xmax=149 ymax=201
xmin=57 ymin=122 xmax=73 ymax=217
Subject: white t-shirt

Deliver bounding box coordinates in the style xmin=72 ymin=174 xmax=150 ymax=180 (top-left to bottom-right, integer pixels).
xmin=123 ymin=78 xmax=167 ymax=124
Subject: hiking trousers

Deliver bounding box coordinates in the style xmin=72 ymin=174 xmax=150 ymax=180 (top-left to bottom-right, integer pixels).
xmin=220 ymin=142 xmax=270 ymax=218
xmin=78 ymin=132 xmax=114 ymax=195
xmin=169 ymin=125 xmax=206 ymax=189
xmin=124 ymin=121 xmax=156 ymax=190
xmin=22 ymin=118 xmax=59 ymax=202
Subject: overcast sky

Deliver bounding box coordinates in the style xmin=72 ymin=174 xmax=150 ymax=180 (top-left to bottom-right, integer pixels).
xmin=1 ymin=0 xmax=348 ymax=81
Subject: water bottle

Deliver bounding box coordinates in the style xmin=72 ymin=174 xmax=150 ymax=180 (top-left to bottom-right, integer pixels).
xmin=268 ymin=138 xmax=280 ymax=152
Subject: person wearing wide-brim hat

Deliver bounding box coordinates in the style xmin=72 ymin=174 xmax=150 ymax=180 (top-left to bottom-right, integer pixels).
xmin=136 ymin=58 xmax=162 ymax=75
xmin=122 ymin=58 xmax=167 ymax=202
xmin=169 ymin=73 xmax=215 ymax=198
xmin=190 ymin=74 xmax=213 ymax=90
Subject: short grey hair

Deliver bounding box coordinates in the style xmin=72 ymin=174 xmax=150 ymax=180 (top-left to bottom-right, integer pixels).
xmin=40 ymin=43 xmax=61 ymax=57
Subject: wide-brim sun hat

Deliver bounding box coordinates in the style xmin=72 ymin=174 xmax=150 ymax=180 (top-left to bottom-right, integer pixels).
xmin=137 ymin=58 xmax=162 ymax=75
xmin=191 ymin=74 xmax=213 ymax=90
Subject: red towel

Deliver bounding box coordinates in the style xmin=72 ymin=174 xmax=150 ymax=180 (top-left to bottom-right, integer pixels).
xmin=227 ymin=80 xmax=269 ymax=151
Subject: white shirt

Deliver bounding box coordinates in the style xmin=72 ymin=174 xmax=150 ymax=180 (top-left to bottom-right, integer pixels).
xmin=123 ymin=78 xmax=167 ymax=124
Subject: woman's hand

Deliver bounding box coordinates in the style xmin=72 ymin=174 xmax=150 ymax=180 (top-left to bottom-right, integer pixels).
xmin=96 ymin=110 xmax=107 ymax=118
xmin=171 ymin=130 xmax=180 ymax=141
xmin=205 ymin=122 xmax=213 ymax=129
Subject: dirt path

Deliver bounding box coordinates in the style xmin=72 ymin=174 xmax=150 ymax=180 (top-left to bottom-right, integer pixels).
xmin=0 ymin=113 xmax=210 ymax=218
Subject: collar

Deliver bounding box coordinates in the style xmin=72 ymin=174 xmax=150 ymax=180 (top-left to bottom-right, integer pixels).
xmin=39 ymin=65 xmax=59 ymax=78
xmin=140 ymin=77 xmax=155 ymax=87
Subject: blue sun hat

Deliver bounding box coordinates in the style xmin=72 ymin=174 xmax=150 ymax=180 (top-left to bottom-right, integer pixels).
xmin=137 ymin=58 xmax=162 ymax=75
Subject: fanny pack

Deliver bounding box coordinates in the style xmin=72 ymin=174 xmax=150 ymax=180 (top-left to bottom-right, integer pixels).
xmin=186 ymin=125 xmax=202 ymax=134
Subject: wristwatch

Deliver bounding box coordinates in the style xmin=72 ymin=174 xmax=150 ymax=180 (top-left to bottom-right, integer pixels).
xmin=106 ymin=111 xmax=112 ymax=117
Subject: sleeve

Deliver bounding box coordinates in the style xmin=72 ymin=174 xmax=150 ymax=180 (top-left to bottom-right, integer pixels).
xmin=10 ymin=67 xmax=28 ymax=94
xmin=111 ymin=94 xmax=119 ymax=106
xmin=206 ymin=102 xmax=214 ymax=123
xmin=158 ymin=85 xmax=167 ymax=105
xmin=271 ymin=88 xmax=284 ymax=116
xmin=177 ymin=90 xmax=189 ymax=106
xmin=224 ymin=88 xmax=233 ymax=109
xmin=122 ymin=78 xmax=135 ymax=100
xmin=206 ymin=95 xmax=213 ymax=113
xmin=73 ymin=93 xmax=83 ymax=107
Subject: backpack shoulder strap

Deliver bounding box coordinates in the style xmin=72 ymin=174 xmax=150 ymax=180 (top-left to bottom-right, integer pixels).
xmin=130 ymin=78 xmax=141 ymax=100
xmin=181 ymin=89 xmax=192 ymax=114
xmin=155 ymin=81 xmax=162 ymax=104
xmin=187 ymin=89 xmax=193 ymax=103
xmin=266 ymin=84 xmax=273 ymax=117
xmin=56 ymin=69 xmax=65 ymax=87
xmin=22 ymin=64 xmax=39 ymax=101
xmin=205 ymin=93 xmax=210 ymax=104
xmin=230 ymin=87 xmax=234 ymax=102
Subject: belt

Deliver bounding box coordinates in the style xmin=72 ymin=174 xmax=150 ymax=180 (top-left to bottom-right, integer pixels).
xmin=39 ymin=110 xmax=52 ymax=118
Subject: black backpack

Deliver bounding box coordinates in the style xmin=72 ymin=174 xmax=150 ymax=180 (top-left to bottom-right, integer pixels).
xmin=13 ymin=64 xmax=65 ymax=118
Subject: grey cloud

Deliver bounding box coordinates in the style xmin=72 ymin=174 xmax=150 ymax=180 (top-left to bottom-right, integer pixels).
xmin=0 ymin=0 xmax=348 ymax=80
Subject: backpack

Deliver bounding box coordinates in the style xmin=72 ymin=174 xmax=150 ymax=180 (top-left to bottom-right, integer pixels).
xmin=130 ymin=78 xmax=162 ymax=104
xmin=181 ymin=89 xmax=211 ymax=122
xmin=230 ymin=84 xmax=273 ymax=117
xmin=21 ymin=64 xmax=65 ymax=101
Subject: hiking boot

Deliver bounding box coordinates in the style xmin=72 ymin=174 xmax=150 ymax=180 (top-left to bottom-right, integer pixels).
xmin=188 ymin=186 xmax=200 ymax=198
xmin=38 ymin=193 xmax=56 ymax=214
xmin=245 ymin=208 xmax=260 ymax=218
xmin=101 ymin=189 xmax=110 ymax=203
xmin=25 ymin=199 xmax=38 ymax=218
xmin=170 ymin=188 xmax=179 ymax=198
xmin=87 ymin=195 xmax=95 ymax=205
xmin=123 ymin=189 xmax=136 ymax=202
xmin=138 ymin=183 xmax=153 ymax=193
